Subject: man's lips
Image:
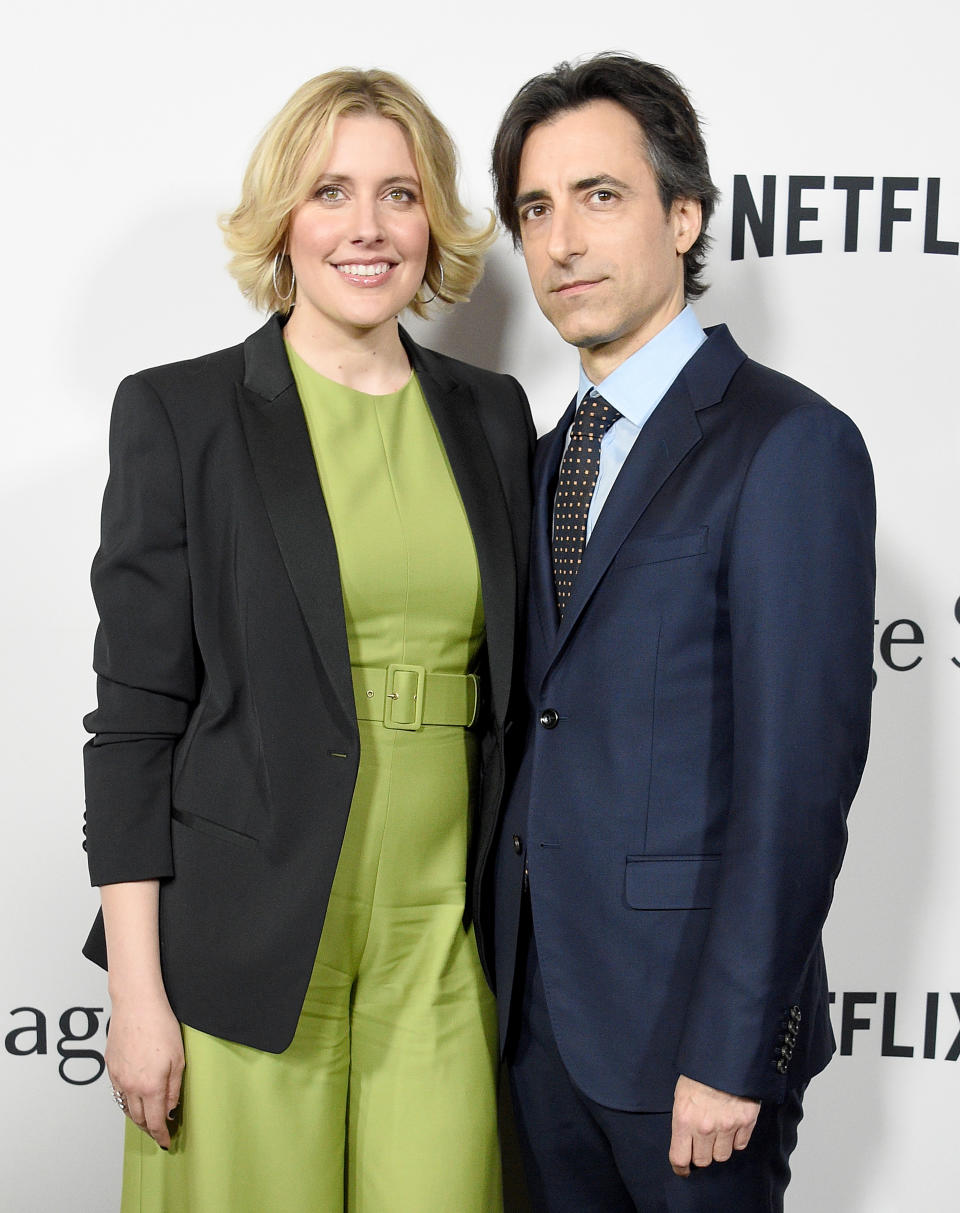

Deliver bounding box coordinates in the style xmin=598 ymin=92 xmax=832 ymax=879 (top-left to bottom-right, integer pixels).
xmin=550 ymin=278 xmax=603 ymax=297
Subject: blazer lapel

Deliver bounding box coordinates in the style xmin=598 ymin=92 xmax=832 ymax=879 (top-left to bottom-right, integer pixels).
xmin=236 ymin=316 xmax=356 ymax=731
xmin=531 ymin=400 xmax=576 ymax=647
xmin=401 ymin=329 xmax=518 ymax=725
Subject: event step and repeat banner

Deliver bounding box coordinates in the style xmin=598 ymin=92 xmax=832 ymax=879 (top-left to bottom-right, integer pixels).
xmin=2 ymin=1 xmax=955 ymax=1208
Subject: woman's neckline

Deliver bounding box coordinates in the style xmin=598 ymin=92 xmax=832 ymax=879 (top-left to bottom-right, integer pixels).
xmin=285 ymin=340 xmax=414 ymax=399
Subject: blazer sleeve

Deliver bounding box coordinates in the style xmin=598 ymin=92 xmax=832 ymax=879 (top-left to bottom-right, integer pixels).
xmin=675 ymin=400 xmax=876 ymax=1101
xmin=83 ymin=374 xmax=200 ymax=886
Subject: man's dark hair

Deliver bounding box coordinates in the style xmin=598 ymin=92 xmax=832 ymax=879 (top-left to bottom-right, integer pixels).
xmin=491 ymin=53 xmax=720 ymax=300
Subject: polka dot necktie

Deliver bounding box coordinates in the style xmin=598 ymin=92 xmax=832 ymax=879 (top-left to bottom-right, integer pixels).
xmin=552 ymin=391 xmax=622 ymax=616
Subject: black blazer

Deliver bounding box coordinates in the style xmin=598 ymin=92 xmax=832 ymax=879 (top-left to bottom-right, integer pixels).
xmin=83 ymin=314 xmax=534 ymax=1052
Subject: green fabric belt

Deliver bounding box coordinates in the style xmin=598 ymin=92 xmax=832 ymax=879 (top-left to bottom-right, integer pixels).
xmin=351 ymin=664 xmax=480 ymax=730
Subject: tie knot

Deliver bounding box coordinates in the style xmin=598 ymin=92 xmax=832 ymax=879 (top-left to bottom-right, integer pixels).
xmin=573 ymin=392 xmax=621 ymax=437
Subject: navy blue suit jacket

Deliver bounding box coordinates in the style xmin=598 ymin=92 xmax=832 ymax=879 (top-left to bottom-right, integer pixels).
xmin=487 ymin=324 xmax=875 ymax=1112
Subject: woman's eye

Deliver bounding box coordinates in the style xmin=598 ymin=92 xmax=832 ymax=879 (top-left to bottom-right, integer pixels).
xmin=315 ymin=185 xmax=344 ymax=202
xmin=387 ymin=187 xmax=415 ymax=203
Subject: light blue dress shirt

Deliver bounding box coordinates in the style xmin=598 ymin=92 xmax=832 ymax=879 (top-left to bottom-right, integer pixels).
xmin=570 ymin=306 xmax=707 ymax=542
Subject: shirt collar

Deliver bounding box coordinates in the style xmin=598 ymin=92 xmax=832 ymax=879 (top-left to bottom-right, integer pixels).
xmin=577 ymin=306 xmax=706 ymax=427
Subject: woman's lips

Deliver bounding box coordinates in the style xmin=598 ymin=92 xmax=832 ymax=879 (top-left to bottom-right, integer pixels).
xmin=334 ymin=261 xmax=396 ymax=285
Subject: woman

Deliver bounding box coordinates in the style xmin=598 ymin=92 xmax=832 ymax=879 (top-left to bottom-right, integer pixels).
xmin=83 ymin=68 xmax=534 ymax=1211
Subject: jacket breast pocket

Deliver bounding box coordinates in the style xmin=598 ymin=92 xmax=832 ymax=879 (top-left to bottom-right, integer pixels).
xmin=614 ymin=526 xmax=709 ymax=571
xmin=624 ymin=854 xmax=720 ymax=909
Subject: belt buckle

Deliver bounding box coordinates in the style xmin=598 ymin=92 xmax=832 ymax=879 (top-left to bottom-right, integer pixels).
xmin=384 ymin=663 xmax=425 ymax=730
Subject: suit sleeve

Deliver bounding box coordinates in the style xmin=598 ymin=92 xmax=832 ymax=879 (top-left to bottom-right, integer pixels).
xmin=675 ymin=401 xmax=876 ymax=1101
xmin=83 ymin=374 xmax=200 ymax=886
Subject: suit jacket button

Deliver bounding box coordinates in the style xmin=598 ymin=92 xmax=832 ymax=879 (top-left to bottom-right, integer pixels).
xmin=539 ymin=708 xmax=559 ymax=729
xmin=512 ymin=834 xmax=523 ymax=854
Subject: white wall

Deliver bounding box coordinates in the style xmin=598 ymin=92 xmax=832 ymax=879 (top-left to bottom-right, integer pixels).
xmin=2 ymin=1 xmax=955 ymax=1207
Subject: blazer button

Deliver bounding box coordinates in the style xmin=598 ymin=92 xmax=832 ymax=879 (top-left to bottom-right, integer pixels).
xmin=512 ymin=834 xmax=523 ymax=855
xmin=539 ymin=708 xmax=559 ymax=729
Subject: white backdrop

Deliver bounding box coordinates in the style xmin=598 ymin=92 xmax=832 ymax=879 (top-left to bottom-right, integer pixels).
xmin=2 ymin=1 xmax=956 ymax=1208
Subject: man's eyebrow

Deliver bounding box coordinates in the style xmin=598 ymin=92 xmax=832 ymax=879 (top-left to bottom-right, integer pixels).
xmin=574 ymin=174 xmax=632 ymax=193
xmin=515 ymin=188 xmax=549 ymax=212
xmin=515 ymin=175 xmax=633 ymax=212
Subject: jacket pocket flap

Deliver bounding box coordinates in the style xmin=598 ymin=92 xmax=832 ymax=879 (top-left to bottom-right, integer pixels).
xmin=171 ymin=807 xmax=259 ymax=848
xmin=616 ymin=526 xmax=709 ymax=569
xmin=624 ymin=854 xmax=720 ymax=909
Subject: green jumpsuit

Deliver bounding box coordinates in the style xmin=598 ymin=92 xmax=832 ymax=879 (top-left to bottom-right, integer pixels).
xmin=121 ymin=349 xmax=502 ymax=1212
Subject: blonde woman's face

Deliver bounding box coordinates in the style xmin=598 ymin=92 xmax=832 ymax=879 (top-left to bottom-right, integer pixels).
xmin=285 ymin=114 xmax=430 ymax=341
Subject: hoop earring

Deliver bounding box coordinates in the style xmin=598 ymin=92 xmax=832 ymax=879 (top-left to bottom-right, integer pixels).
xmin=418 ymin=262 xmax=444 ymax=305
xmin=273 ymin=247 xmax=295 ymax=303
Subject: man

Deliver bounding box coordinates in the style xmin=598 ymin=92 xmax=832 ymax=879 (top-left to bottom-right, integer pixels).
xmin=485 ymin=55 xmax=875 ymax=1211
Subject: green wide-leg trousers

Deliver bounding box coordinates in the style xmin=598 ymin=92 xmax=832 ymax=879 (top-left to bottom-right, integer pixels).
xmin=122 ymin=722 xmax=501 ymax=1213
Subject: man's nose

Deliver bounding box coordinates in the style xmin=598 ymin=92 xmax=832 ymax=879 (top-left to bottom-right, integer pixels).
xmin=546 ymin=205 xmax=585 ymax=264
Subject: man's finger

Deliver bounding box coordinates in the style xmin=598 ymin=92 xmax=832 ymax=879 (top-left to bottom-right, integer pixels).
xmin=691 ymin=1131 xmax=715 ymax=1168
xmin=668 ymin=1126 xmax=693 ymax=1177
xmin=712 ymin=1128 xmax=736 ymax=1163
xmin=733 ymin=1121 xmax=756 ymax=1151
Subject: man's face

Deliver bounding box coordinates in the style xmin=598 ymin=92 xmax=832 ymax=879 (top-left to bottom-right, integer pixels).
xmin=515 ymin=99 xmax=701 ymax=379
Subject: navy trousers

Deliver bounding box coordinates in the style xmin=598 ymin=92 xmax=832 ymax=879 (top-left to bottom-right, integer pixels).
xmin=506 ymin=916 xmax=805 ymax=1212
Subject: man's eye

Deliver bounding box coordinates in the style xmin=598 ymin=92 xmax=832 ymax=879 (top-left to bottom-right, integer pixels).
xmin=592 ymin=190 xmax=615 ymax=203
xmin=521 ymin=204 xmax=546 ymax=222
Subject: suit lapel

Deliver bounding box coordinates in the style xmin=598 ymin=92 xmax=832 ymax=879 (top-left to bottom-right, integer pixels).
xmin=553 ymin=379 xmax=702 ymax=650
xmin=236 ymin=316 xmax=356 ymax=730
xmin=549 ymin=324 xmax=748 ymax=659
xmin=400 ymin=330 xmax=518 ymax=725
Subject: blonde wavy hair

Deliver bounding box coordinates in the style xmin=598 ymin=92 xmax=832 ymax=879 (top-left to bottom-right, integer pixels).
xmin=220 ymin=68 xmax=495 ymax=317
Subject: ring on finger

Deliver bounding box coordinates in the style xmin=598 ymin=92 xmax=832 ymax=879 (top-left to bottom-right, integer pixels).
xmin=111 ymin=1086 xmax=128 ymax=1113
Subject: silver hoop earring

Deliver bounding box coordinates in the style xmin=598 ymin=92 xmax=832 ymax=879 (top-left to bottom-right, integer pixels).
xmin=419 ymin=262 xmax=444 ymax=305
xmin=273 ymin=248 xmax=295 ymax=303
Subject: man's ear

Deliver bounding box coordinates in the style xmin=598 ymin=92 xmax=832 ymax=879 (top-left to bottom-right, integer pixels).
xmin=673 ymin=197 xmax=702 ymax=255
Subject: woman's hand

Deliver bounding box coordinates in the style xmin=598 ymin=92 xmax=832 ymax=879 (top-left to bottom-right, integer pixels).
xmin=100 ymin=880 xmax=183 ymax=1149
xmin=106 ymin=990 xmax=184 ymax=1149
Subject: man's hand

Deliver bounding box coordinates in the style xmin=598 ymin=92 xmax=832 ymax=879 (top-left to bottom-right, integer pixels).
xmin=668 ymin=1075 xmax=760 ymax=1176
